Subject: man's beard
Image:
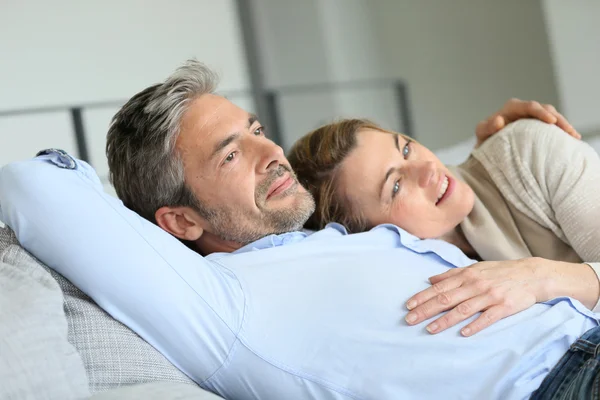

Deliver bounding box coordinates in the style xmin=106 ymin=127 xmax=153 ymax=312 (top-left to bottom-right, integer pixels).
xmin=202 ymin=166 xmax=315 ymax=245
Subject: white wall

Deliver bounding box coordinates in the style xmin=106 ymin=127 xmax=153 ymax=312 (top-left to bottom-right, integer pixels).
xmin=542 ymin=0 xmax=600 ymax=135
xmin=0 ymin=0 xmax=252 ymax=192
xmin=4 ymin=0 xmax=592 ymax=174
xmin=370 ymin=1 xmax=560 ymax=149
xmin=0 ymin=0 xmax=250 ymax=110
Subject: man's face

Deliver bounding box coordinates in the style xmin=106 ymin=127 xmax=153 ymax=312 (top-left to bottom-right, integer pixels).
xmin=176 ymin=94 xmax=315 ymax=246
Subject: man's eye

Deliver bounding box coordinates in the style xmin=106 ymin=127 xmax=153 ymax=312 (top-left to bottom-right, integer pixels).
xmin=392 ymin=180 xmax=400 ymax=198
xmin=224 ymin=151 xmax=237 ymax=163
xmin=254 ymin=126 xmax=265 ymax=136
xmin=403 ymin=140 xmax=412 ymax=159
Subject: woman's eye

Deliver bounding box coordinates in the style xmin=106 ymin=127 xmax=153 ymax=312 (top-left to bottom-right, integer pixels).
xmin=403 ymin=140 xmax=412 ymax=159
xmin=224 ymin=151 xmax=237 ymax=163
xmin=253 ymin=126 xmax=264 ymax=136
xmin=392 ymin=180 xmax=400 ymax=197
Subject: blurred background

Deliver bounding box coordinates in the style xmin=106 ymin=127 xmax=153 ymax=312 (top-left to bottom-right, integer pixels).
xmin=1 ymin=0 xmax=599 ymax=195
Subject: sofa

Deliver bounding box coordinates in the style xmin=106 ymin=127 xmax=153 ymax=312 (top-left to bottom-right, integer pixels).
xmin=0 ymin=226 xmax=223 ymax=399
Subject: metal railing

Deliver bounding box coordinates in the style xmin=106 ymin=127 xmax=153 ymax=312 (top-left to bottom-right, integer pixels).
xmin=0 ymin=89 xmax=251 ymax=164
xmin=0 ymin=79 xmax=412 ymax=163
xmin=262 ymin=78 xmax=413 ymax=146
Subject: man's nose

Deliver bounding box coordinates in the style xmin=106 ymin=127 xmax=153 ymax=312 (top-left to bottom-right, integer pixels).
xmin=257 ymin=138 xmax=286 ymax=174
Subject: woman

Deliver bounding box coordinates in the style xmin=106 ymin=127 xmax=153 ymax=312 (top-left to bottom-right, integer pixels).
xmin=288 ymin=99 xmax=600 ymax=337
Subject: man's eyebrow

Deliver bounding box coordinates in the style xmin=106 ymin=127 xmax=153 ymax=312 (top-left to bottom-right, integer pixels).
xmin=394 ymin=133 xmax=400 ymax=151
xmin=210 ymin=114 xmax=259 ymax=161
xmin=248 ymin=113 xmax=258 ymax=128
xmin=212 ymin=132 xmax=241 ymax=160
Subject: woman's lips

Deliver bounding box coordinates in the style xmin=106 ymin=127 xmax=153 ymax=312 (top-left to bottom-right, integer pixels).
xmin=435 ymin=175 xmax=454 ymax=206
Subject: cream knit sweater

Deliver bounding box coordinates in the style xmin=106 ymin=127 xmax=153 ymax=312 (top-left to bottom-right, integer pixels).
xmin=469 ymin=119 xmax=600 ymax=311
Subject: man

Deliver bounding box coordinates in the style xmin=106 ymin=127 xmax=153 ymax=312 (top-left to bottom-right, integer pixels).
xmin=0 ymin=60 xmax=598 ymax=399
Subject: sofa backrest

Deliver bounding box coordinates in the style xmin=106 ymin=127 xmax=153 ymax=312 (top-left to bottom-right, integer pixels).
xmin=0 ymin=228 xmax=90 ymax=400
xmin=0 ymin=227 xmax=196 ymax=394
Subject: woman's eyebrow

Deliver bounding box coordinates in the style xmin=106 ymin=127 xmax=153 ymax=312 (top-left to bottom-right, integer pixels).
xmin=379 ymin=167 xmax=394 ymax=201
xmin=379 ymin=135 xmax=402 ymax=201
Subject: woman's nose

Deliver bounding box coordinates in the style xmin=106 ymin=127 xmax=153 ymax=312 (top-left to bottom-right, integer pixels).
xmin=409 ymin=161 xmax=437 ymax=188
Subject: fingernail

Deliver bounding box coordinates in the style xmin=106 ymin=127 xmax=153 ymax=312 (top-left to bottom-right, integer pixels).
xmin=461 ymin=327 xmax=471 ymax=336
xmin=405 ymin=313 xmax=417 ymax=324
xmin=406 ymin=300 xmax=417 ymax=310
xmin=426 ymin=323 xmax=438 ymax=333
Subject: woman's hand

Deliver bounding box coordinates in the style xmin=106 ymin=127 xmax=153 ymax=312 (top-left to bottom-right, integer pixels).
xmin=475 ymin=98 xmax=580 ymax=148
xmin=403 ymin=258 xmax=599 ymax=337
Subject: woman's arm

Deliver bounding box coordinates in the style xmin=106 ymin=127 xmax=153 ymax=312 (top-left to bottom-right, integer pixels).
xmin=512 ymin=120 xmax=600 ymax=308
xmin=0 ymin=150 xmax=242 ymax=383
xmin=404 ymin=121 xmax=600 ymax=336
xmin=466 ymin=120 xmax=600 ymax=311
xmin=404 ymin=257 xmax=599 ymax=336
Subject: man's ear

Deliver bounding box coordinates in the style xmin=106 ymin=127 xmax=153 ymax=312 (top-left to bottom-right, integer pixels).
xmin=155 ymin=206 xmax=204 ymax=241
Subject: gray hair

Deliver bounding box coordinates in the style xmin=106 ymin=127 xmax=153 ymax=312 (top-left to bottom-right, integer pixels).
xmin=106 ymin=60 xmax=219 ymax=223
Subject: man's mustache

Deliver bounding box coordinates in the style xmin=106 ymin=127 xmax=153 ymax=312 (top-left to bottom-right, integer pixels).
xmin=256 ymin=165 xmax=295 ymax=202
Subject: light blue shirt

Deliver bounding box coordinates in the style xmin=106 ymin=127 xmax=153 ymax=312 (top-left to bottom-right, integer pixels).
xmin=0 ymin=151 xmax=597 ymax=400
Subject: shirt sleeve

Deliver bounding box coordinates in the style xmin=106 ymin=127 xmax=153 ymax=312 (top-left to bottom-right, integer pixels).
xmin=497 ymin=120 xmax=600 ymax=312
xmin=0 ymin=151 xmax=243 ymax=384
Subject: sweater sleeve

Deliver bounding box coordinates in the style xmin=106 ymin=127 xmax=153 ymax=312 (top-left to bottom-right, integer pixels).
xmin=479 ymin=119 xmax=600 ymax=311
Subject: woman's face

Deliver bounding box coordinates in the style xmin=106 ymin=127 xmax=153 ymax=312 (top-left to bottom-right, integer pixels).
xmin=338 ymin=129 xmax=474 ymax=238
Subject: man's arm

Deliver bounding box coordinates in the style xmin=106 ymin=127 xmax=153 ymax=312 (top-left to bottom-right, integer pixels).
xmin=0 ymin=151 xmax=242 ymax=384
xmin=474 ymin=98 xmax=580 ymax=148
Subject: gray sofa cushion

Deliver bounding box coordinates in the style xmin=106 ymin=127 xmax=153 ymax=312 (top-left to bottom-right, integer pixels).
xmin=47 ymin=269 xmax=196 ymax=393
xmin=0 ymin=227 xmax=217 ymax=397
xmin=0 ymin=239 xmax=90 ymax=399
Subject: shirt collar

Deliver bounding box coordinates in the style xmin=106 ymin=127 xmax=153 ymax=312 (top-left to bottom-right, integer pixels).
xmin=231 ymin=223 xmax=475 ymax=268
xmin=373 ymin=223 xmax=476 ymax=267
xmin=233 ymin=231 xmax=309 ymax=254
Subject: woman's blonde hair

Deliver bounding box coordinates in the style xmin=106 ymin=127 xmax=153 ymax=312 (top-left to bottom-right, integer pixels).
xmin=288 ymin=119 xmax=404 ymax=232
